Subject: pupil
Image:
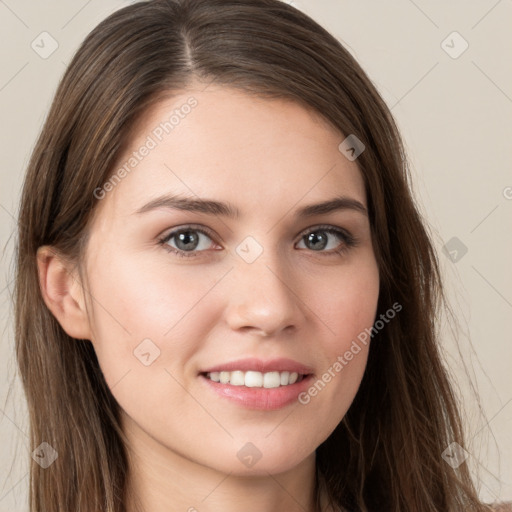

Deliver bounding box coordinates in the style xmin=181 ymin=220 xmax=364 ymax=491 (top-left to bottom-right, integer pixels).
xmin=307 ymin=232 xmax=327 ymax=250
xmin=176 ymin=231 xmax=199 ymax=251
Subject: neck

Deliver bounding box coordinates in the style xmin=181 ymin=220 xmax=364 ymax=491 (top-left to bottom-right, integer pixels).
xmin=122 ymin=413 xmax=320 ymax=512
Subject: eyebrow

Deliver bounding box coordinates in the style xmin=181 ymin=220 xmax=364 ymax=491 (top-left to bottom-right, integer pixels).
xmin=134 ymin=194 xmax=368 ymax=218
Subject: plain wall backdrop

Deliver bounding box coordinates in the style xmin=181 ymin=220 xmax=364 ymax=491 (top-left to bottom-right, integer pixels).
xmin=0 ymin=0 xmax=511 ymax=510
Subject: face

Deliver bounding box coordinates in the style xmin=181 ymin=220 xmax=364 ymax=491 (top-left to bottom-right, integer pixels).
xmin=80 ymin=84 xmax=379 ymax=476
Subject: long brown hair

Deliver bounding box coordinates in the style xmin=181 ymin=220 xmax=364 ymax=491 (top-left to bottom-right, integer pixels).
xmin=14 ymin=0 xmax=495 ymax=510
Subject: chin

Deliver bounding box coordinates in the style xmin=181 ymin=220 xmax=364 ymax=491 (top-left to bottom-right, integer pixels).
xmin=221 ymin=455 xmax=311 ymax=478
xmin=206 ymin=436 xmax=317 ymax=477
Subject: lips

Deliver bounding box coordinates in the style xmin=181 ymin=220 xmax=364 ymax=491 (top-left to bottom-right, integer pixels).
xmin=198 ymin=358 xmax=315 ymax=410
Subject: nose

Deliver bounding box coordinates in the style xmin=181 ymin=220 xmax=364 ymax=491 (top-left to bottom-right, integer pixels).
xmin=223 ymin=248 xmax=304 ymax=338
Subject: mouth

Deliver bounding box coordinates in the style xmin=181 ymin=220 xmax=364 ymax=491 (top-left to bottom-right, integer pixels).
xmin=198 ymin=358 xmax=314 ymax=410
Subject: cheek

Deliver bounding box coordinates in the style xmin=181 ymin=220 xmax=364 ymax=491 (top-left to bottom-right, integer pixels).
xmin=312 ymin=255 xmax=380 ymax=352
xmin=84 ymin=251 xmax=229 ymax=382
xmin=295 ymin=255 xmax=379 ymax=422
xmin=82 ymin=255 xmax=221 ymax=433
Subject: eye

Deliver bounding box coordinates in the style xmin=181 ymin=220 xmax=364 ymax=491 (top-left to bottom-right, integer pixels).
xmin=296 ymin=225 xmax=358 ymax=256
xmin=158 ymin=225 xmax=219 ymax=258
xmin=158 ymin=224 xmax=358 ymax=259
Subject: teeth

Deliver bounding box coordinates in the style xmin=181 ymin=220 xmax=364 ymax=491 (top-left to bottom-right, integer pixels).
xmin=245 ymin=371 xmax=263 ymax=387
xmin=205 ymin=370 xmax=303 ymax=388
xmin=263 ymin=371 xmax=280 ymax=388
xmin=230 ymin=371 xmax=245 ymax=386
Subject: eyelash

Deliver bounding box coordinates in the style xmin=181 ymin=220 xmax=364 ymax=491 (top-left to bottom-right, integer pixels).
xmin=157 ymin=224 xmax=359 ymax=259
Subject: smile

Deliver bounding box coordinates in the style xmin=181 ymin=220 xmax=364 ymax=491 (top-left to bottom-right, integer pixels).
xmin=199 ymin=358 xmax=314 ymax=410
xmin=204 ymin=370 xmax=305 ymax=388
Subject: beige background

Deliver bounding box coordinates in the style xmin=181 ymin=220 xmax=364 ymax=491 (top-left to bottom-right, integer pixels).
xmin=0 ymin=0 xmax=511 ymax=510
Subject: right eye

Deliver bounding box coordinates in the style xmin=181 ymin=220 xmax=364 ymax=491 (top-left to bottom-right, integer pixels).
xmin=158 ymin=225 xmax=220 ymax=258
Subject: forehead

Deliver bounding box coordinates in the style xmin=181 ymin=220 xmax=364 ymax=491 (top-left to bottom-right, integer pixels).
xmin=92 ymin=85 xmax=366 ymax=225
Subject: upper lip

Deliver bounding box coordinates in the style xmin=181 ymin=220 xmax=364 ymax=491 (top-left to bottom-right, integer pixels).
xmin=201 ymin=357 xmax=314 ymax=375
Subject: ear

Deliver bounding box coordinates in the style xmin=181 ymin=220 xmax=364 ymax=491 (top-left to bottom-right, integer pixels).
xmin=36 ymin=246 xmax=92 ymax=340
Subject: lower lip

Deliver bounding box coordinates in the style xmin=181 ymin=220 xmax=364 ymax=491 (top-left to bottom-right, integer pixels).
xmin=199 ymin=374 xmax=314 ymax=410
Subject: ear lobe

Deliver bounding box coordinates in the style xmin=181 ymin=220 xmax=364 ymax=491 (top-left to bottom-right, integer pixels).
xmin=36 ymin=246 xmax=92 ymax=340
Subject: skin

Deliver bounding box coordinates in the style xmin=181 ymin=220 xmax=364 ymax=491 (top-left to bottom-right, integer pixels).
xmin=37 ymin=84 xmax=380 ymax=512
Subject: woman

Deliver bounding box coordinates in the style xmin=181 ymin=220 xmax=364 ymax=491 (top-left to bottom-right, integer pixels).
xmin=14 ymin=0 xmax=508 ymax=510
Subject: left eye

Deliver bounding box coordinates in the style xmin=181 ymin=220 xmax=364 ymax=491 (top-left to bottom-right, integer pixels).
xmin=296 ymin=227 xmax=353 ymax=253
